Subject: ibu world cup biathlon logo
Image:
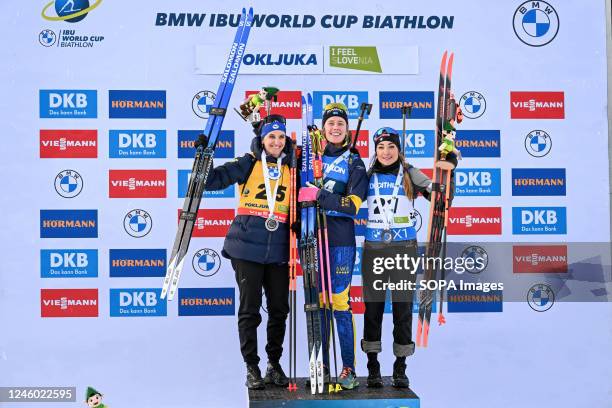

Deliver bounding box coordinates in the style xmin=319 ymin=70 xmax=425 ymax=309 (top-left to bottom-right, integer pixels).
xmin=525 ymin=130 xmax=552 ymax=157
xmin=527 ymin=283 xmax=555 ymax=312
xmin=459 ymin=91 xmax=486 ymax=119
xmin=123 ymin=209 xmax=152 ymax=238
xmin=54 ymin=169 xmax=83 ymax=198
xmin=39 ymin=29 xmax=57 ymax=46
xmin=42 ymin=0 xmax=102 ymax=23
xmin=192 ymin=91 xmax=216 ymax=119
xmin=192 ymin=249 xmax=221 ymax=277
xmin=513 ymin=1 xmax=560 ymax=47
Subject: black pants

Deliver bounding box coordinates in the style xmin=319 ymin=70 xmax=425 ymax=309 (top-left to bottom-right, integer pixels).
xmin=231 ymin=258 xmax=289 ymax=365
xmin=361 ymin=240 xmax=417 ymax=357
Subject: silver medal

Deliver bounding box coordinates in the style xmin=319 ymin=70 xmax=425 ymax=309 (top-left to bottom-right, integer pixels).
xmin=265 ymin=217 xmax=279 ymax=232
xmin=382 ymin=229 xmax=393 ymax=243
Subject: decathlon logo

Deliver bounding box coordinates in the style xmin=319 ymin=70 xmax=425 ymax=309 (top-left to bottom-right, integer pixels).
xmin=459 ymin=91 xmax=486 ymax=119
xmin=54 ymin=169 xmax=83 ymax=198
xmin=513 ymin=1 xmax=559 ymax=47
xmin=192 ymin=249 xmax=221 ymax=277
xmin=525 ymin=130 xmax=552 ymax=157
xmin=192 ymin=90 xmax=215 ymax=119
xmin=123 ymin=209 xmax=153 ymax=238
xmin=527 ymin=284 xmax=555 ymax=311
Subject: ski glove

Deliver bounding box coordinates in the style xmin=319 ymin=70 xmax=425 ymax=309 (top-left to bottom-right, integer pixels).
xmin=298 ymin=186 xmax=319 ymax=202
xmin=194 ymin=133 xmax=209 ymax=149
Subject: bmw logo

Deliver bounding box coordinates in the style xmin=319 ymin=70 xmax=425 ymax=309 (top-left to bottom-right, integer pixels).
xmin=39 ymin=29 xmax=57 ymax=47
xmin=411 ymin=209 xmax=422 ymax=232
xmin=460 ymin=245 xmax=489 ymax=274
xmin=459 ymin=91 xmax=486 ymax=119
xmin=525 ymin=130 xmax=552 ymax=157
xmin=267 ymin=165 xmax=281 ymax=180
xmin=513 ymin=1 xmax=560 ymax=47
xmin=54 ymin=169 xmax=83 ymax=198
xmin=192 ymin=248 xmax=221 ymax=277
xmin=123 ymin=209 xmax=152 ymax=238
xmin=527 ymin=283 xmax=555 ymax=312
xmin=192 ymin=90 xmax=216 ymax=119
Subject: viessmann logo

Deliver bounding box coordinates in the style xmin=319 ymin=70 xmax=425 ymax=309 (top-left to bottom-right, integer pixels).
xmin=109 ymin=170 xmax=167 ymax=198
xmin=40 ymin=130 xmax=98 ymax=158
xmin=246 ymin=90 xmax=302 ymax=119
xmin=181 ymin=209 xmax=235 ymax=237
xmin=41 ymin=288 xmax=98 ymax=317
xmin=447 ymin=207 xmax=502 ymax=235
xmin=513 ymin=245 xmax=568 ymax=273
xmin=510 ymin=92 xmax=564 ymax=119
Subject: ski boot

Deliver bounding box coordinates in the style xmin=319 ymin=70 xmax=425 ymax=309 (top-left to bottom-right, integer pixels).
xmin=366 ymin=354 xmax=383 ymax=388
xmin=338 ymin=367 xmax=359 ymax=390
xmin=264 ymin=361 xmax=289 ymax=387
xmin=391 ymin=357 xmax=409 ymax=388
xmin=245 ymin=364 xmax=265 ymax=390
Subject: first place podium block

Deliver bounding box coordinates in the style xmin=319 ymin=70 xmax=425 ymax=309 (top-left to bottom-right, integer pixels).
xmin=248 ymin=377 xmax=420 ymax=408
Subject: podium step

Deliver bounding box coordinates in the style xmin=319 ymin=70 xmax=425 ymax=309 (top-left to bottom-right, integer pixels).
xmin=248 ymin=377 xmax=420 ymax=407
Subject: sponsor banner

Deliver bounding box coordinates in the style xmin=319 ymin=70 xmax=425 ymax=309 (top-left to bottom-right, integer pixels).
xmin=383 ymin=291 xmax=435 ymax=313
xmin=511 ymin=168 xmax=566 ymax=196
xmin=40 ymin=129 xmax=97 ymax=158
xmin=313 ymin=91 xmax=369 ymax=119
xmin=109 ymin=249 xmax=167 ymax=277
xmin=246 ymin=90 xmax=302 ymax=119
xmin=349 ymin=286 xmax=365 ymax=314
xmin=352 ymin=130 xmax=369 ymax=158
xmin=181 ymin=209 xmax=235 ymax=237
xmin=108 ymin=90 xmax=166 ymax=119
xmin=379 ymin=91 xmax=435 ymax=119
xmin=41 ymin=289 xmax=98 ymax=317
xmin=40 ymin=209 xmax=98 ymax=238
xmin=353 ymin=247 xmax=363 ymax=276
xmin=40 ymin=249 xmax=98 ymax=278
xmin=455 ymin=169 xmax=501 ymax=196
xmin=454 ymin=130 xmax=501 ymax=157
xmin=109 ymin=130 xmax=166 ymax=158
xmin=109 ymin=289 xmax=167 ymax=317
xmin=178 ymin=170 xmax=235 ymax=198
xmin=512 ymin=207 xmax=567 ymax=235
xmin=177 ymin=130 xmax=234 ymax=158
xmin=178 ymin=288 xmax=235 ymax=316
xmin=324 ymin=45 xmax=418 ymax=74
xmin=354 ymin=208 xmax=368 ymax=237
xmin=513 ymin=245 xmax=568 ymax=273
xmin=510 ymin=91 xmax=564 ymax=119
xmin=447 ymin=207 xmax=502 ymax=235
xmin=404 ymin=130 xmax=435 ymax=158
xmin=109 ymin=170 xmax=167 ymax=198
xmin=196 ymin=45 xmax=322 ymax=74
xmin=447 ymin=289 xmax=503 ymax=312
xmin=39 ymin=89 xmax=97 ymax=118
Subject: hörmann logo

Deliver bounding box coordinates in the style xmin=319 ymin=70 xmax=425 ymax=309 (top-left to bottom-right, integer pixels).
xmin=109 ymin=249 xmax=166 ymax=277
xmin=178 ymin=288 xmax=235 ymax=316
xmin=447 ymin=289 xmax=503 ymax=313
xmin=108 ymin=90 xmax=166 ymax=119
xmin=109 ymin=170 xmax=167 ymax=198
xmin=512 ymin=168 xmax=566 ymax=196
xmin=40 ymin=209 xmax=98 ymax=238
xmin=379 ymin=91 xmax=434 ymax=119
xmin=40 ymin=129 xmax=97 ymax=158
xmin=510 ymin=92 xmax=564 ymax=119
xmin=454 ymin=130 xmax=501 ymax=157
xmin=177 ymin=130 xmax=234 ymax=159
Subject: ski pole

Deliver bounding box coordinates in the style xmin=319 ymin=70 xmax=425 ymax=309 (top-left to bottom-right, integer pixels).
xmin=350 ymin=102 xmax=373 ymax=150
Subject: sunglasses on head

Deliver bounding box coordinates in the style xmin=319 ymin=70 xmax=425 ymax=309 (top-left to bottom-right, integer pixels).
xmin=373 ymin=127 xmax=399 ymax=142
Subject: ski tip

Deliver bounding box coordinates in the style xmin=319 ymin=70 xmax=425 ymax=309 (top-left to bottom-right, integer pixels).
xmin=438 ymin=313 xmax=446 ymax=326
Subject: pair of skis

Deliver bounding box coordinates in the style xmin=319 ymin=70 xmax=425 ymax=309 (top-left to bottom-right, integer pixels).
xmin=299 ymin=94 xmax=342 ymax=394
xmin=416 ymin=51 xmax=460 ymax=347
xmin=161 ymin=8 xmax=254 ymax=301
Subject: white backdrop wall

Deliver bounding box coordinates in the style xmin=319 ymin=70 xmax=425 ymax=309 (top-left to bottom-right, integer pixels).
xmin=1 ymin=1 xmax=611 ymax=407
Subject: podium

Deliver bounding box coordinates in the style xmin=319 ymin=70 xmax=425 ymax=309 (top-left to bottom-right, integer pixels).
xmin=248 ymin=377 xmax=420 ymax=407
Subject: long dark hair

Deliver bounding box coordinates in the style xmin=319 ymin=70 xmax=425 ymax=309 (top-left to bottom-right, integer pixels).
xmin=368 ymin=151 xmax=414 ymax=201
